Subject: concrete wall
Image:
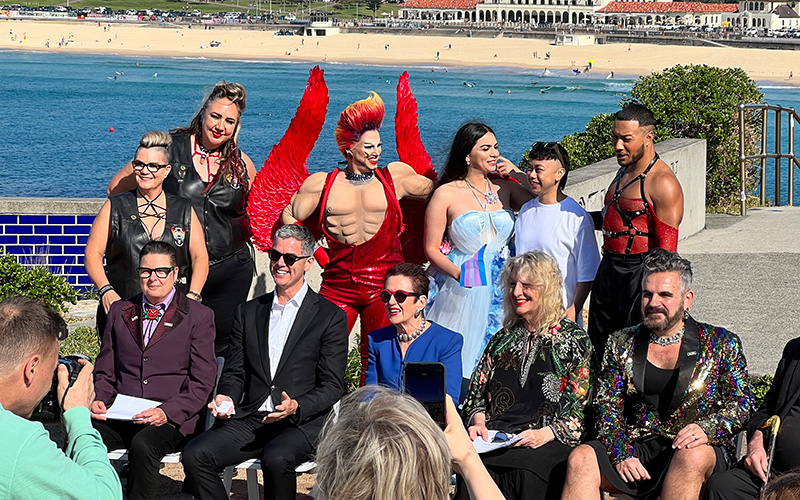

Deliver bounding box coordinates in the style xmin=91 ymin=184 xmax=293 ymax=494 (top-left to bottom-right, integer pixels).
xmin=564 ymin=137 xmax=707 ymax=249
xmin=0 ymin=137 xmax=706 ymax=294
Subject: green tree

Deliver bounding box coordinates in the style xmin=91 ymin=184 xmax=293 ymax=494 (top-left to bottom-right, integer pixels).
xmin=366 ymin=0 xmax=382 ymax=17
xmin=554 ymin=64 xmax=763 ymax=212
xmin=627 ymin=64 xmax=763 ymax=211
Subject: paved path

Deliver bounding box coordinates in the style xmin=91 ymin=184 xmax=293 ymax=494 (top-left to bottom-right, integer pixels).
xmin=678 ymin=206 xmax=800 ymax=376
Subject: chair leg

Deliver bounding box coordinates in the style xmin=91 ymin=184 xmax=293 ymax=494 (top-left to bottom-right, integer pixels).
xmin=223 ymin=466 xmax=234 ymax=495
xmin=246 ymin=468 xmax=259 ymax=500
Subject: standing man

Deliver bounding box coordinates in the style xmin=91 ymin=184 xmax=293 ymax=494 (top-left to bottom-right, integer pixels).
xmin=514 ymin=141 xmax=600 ymax=326
xmin=706 ymin=336 xmax=800 ymax=499
xmin=0 ymin=297 xmax=122 ymax=499
xmin=281 ymin=92 xmax=433 ymax=373
xmin=182 ymin=224 xmax=349 ymax=500
xmin=589 ymin=103 xmax=684 ymax=354
xmin=561 ymin=249 xmax=753 ymax=500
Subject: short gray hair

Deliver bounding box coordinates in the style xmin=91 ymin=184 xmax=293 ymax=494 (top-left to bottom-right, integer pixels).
xmin=273 ymin=224 xmax=315 ymax=256
xmin=643 ymin=248 xmax=693 ymax=293
xmin=315 ymin=386 xmax=451 ymax=500
xmin=0 ymin=297 xmax=65 ymax=373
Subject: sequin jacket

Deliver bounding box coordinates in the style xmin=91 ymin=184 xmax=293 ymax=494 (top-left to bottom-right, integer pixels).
xmin=595 ymin=316 xmax=753 ymax=464
xmin=461 ymin=318 xmax=594 ymax=446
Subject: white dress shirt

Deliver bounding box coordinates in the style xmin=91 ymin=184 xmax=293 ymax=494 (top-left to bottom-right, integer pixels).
xmin=257 ymin=282 xmax=309 ymax=412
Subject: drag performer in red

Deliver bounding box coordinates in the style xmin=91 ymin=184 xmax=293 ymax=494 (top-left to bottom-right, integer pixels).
xmin=588 ymin=103 xmax=684 ymax=355
xmin=247 ymin=70 xmax=436 ymax=376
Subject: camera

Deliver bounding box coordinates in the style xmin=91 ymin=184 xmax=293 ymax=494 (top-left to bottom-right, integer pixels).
xmin=31 ymin=354 xmax=92 ymax=422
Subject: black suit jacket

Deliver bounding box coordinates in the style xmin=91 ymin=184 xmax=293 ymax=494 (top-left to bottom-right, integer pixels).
xmin=747 ymin=337 xmax=800 ymax=437
xmin=217 ymin=286 xmax=349 ymax=441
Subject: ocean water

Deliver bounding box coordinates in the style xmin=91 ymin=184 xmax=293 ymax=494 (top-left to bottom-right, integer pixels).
xmin=1 ymin=50 xmax=799 ymax=201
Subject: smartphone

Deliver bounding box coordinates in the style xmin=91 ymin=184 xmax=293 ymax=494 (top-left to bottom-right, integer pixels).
xmin=403 ymin=362 xmax=447 ymax=430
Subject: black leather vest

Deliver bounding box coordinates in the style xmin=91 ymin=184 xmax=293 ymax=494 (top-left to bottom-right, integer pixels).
xmin=105 ymin=191 xmax=193 ymax=300
xmin=163 ymin=133 xmax=251 ymax=261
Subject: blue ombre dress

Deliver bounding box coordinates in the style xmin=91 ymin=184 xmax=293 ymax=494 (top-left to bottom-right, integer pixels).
xmin=427 ymin=209 xmax=515 ymax=380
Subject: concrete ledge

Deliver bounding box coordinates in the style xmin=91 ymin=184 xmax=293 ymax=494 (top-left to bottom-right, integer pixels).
xmin=565 ymin=137 xmax=707 ymax=244
xmin=0 ymin=197 xmax=104 ymax=214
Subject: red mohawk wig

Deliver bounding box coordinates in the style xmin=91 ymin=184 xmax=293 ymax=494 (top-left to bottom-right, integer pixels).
xmin=335 ymin=91 xmax=385 ymax=159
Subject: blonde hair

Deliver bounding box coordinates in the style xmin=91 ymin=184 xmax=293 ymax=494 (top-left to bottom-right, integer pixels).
xmin=501 ymin=251 xmax=566 ymax=334
xmin=136 ymin=130 xmax=172 ymax=163
xmin=315 ymin=386 xmax=451 ymax=500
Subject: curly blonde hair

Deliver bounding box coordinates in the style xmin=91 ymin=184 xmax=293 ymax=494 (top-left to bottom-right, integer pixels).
xmin=315 ymin=386 xmax=451 ymax=500
xmin=501 ymin=251 xmax=565 ymax=334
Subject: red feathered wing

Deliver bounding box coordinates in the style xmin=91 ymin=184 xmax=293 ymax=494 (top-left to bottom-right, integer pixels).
xmin=248 ymin=66 xmax=329 ymax=252
xmin=395 ymin=72 xmax=437 ymax=265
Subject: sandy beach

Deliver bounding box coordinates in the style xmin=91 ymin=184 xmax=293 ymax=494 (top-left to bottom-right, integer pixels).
xmin=1 ymin=19 xmax=797 ymax=82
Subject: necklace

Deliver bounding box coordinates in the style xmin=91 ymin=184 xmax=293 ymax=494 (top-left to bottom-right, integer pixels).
xmin=196 ymin=137 xmax=220 ymax=158
xmin=650 ymin=326 xmax=685 ymax=346
xmin=465 ymin=178 xmax=500 ymax=205
xmin=397 ymin=320 xmax=427 ymax=342
xmin=343 ymin=168 xmax=374 ymax=186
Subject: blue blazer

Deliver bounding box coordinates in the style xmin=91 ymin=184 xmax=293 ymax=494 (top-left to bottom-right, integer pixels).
xmin=365 ymin=322 xmax=463 ymax=402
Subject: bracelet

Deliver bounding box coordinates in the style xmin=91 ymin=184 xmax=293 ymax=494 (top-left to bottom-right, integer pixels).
xmin=98 ymin=284 xmax=115 ymax=297
xmin=187 ymin=291 xmax=203 ymax=303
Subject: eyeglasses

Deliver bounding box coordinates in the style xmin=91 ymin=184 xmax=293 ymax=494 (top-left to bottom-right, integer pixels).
xmin=530 ymin=141 xmax=567 ymax=170
xmin=137 ymin=267 xmax=175 ymax=279
xmin=132 ymin=159 xmax=169 ymax=173
xmin=379 ymin=289 xmax=424 ymax=304
xmin=268 ymin=249 xmax=311 ymax=267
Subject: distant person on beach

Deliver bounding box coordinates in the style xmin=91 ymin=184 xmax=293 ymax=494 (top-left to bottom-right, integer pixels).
xmin=107 ymin=82 xmax=257 ymax=359
xmin=706 ymin=333 xmax=800 ymax=499
xmin=424 ymin=122 xmax=533 ymax=393
xmin=587 ymin=104 xmax=684 ymax=355
xmin=86 ymin=131 xmax=208 ymax=336
xmin=282 ymin=92 xmax=434 ymax=378
xmin=562 ymin=249 xmax=752 ymax=500
xmin=0 ymin=297 xmax=122 ymax=500
xmin=511 ymin=142 xmax=600 ymax=326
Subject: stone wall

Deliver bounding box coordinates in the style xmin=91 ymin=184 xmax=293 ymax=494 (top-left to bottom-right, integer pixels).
xmin=0 ymin=137 xmax=706 ymax=293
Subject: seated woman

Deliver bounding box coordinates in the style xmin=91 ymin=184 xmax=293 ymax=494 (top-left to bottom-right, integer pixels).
xmin=457 ymin=251 xmax=593 ymax=500
xmin=89 ymin=241 xmax=217 ymax=500
xmin=315 ymin=386 xmax=504 ymax=500
xmin=365 ymin=263 xmax=463 ymax=402
xmin=85 ymin=131 xmax=208 ymax=334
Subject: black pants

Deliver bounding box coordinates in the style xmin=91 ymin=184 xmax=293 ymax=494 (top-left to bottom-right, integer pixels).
xmin=203 ymin=244 xmax=255 ymax=358
xmin=706 ymin=463 xmax=765 ymax=500
xmin=182 ymin=414 xmax=313 ymax=500
xmin=588 ymin=252 xmax=646 ymax=356
xmin=93 ymin=419 xmax=186 ymax=500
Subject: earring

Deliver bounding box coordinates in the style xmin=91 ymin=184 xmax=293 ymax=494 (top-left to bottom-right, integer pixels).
xmin=465 ymin=159 xmax=471 ymax=166
xmin=684 ymin=310 xmax=689 ymax=321
xmin=414 ymin=309 xmax=424 ymax=318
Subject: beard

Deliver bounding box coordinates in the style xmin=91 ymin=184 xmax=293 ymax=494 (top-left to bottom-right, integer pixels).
xmin=643 ymin=303 xmax=684 ymax=334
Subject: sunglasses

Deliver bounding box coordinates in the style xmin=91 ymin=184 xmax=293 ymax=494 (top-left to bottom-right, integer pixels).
xmin=132 ymin=159 xmax=170 ymax=173
xmin=268 ymin=249 xmax=311 ymax=266
xmin=492 ymin=432 xmax=511 ymax=443
xmin=137 ymin=267 xmax=175 ymax=279
xmin=379 ymin=289 xmax=424 ymax=304
xmin=529 ymin=141 xmax=567 ymax=170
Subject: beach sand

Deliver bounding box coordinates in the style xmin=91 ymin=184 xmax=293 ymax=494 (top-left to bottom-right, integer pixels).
xmin=1 ymin=19 xmax=797 ymax=82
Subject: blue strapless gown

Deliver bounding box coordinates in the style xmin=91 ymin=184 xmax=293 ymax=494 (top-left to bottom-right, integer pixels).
xmin=427 ymin=209 xmax=515 ymax=379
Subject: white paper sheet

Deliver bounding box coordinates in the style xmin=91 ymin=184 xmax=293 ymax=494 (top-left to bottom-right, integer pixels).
xmin=213 ymin=400 xmax=235 ymax=415
xmin=104 ymin=394 xmax=162 ymax=420
xmin=472 ymin=430 xmax=522 ymax=454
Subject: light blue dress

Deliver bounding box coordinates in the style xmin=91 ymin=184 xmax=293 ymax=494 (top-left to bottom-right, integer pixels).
xmin=427 ymin=209 xmax=515 ymax=379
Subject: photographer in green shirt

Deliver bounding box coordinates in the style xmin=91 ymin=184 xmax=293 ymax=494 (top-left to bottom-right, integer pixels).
xmin=0 ymin=297 xmax=122 ymax=500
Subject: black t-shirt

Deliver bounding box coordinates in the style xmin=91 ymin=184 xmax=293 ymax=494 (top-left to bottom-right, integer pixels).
xmin=644 ymin=360 xmax=680 ymax=422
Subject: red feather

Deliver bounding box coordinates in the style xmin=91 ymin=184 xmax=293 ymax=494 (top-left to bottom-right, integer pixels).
xmin=247 ymin=66 xmax=329 ymax=252
xmin=395 ymin=72 xmax=437 ymax=265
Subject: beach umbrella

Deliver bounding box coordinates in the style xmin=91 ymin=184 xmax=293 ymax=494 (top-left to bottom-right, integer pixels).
xmin=587 ymin=59 xmax=595 ymax=63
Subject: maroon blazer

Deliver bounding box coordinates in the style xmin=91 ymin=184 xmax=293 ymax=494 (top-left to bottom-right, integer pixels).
xmin=94 ymin=291 xmax=217 ymax=436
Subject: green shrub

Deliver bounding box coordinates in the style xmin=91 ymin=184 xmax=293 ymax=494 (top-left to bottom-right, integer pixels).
xmin=0 ymin=251 xmax=77 ymax=313
xmin=344 ymin=340 xmax=362 ymax=394
xmin=546 ymin=64 xmax=764 ymax=212
xmin=60 ymin=326 xmax=101 ymax=361
xmin=750 ymin=373 xmax=773 ymax=410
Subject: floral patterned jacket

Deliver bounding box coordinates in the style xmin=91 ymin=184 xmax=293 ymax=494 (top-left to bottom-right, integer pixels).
xmin=461 ymin=318 xmax=594 ymax=446
xmin=595 ymin=316 xmax=754 ymax=464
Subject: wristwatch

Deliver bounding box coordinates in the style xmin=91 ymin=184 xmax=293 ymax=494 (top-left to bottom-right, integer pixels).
xmin=187 ymin=291 xmax=203 ymax=303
